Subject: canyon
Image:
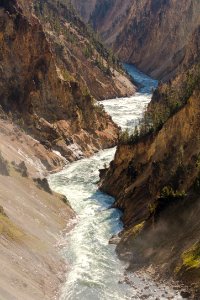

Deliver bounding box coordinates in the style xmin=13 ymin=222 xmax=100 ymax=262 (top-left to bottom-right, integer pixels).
xmin=0 ymin=0 xmax=135 ymax=298
xmin=72 ymin=0 xmax=200 ymax=81
xmin=0 ymin=0 xmax=200 ymax=299
xmin=49 ymin=65 xmax=185 ymax=300
xmin=1 ymin=0 xmax=136 ymax=163
xmin=100 ymin=41 xmax=200 ymax=299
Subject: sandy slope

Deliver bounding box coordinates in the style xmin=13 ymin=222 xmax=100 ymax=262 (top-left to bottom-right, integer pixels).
xmin=0 ymin=117 xmax=75 ymax=300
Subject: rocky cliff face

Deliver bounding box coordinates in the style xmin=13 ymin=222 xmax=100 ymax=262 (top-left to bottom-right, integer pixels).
xmin=112 ymin=0 xmax=200 ymax=81
xmin=71 ymin=0 xmax=97 ymax=22
xmin=90 ymin=0 xmax=132 ymax=44
xmin=74 ymin=0 xmax=200 ymax=81
xmin=0 ymin=0 xmax=135 ymax=162
xmin=100 ymin=61 xmax=200 ymax=291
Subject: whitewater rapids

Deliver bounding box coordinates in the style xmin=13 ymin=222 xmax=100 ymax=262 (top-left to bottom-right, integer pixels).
xmin=49 ymin=65 xmax=184 ymax=300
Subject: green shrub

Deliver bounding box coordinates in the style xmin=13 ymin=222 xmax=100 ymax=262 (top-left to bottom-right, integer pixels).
xmin=181 ymin=243 xmax=200 ymax=270
xmin=83 ymin=45 xmax=93 ymax=59
xmin=160 ymin=186 xmax=186 ymax=199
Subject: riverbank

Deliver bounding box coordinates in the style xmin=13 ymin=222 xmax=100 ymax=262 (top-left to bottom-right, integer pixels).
xmin=0 ymin=115 xmax=75 ymax=300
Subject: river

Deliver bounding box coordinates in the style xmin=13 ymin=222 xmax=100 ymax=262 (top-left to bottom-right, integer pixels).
xmin=49 ymin=64 xmax=184 ymax=300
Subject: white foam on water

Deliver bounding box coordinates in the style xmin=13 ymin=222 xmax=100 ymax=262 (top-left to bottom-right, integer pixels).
xmin=49 ymin=65 xmax=184 ymax=300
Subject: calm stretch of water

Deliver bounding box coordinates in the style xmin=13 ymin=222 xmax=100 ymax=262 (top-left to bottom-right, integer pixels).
xmin=49 ymin=65 xmax=183 ymax=300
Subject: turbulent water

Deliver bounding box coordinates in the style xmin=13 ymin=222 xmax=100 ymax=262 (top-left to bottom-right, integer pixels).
xmin=101 ymin=64 xmax=158 ymax=131
xmin=49 ymin=65 xmax=184 ymax=300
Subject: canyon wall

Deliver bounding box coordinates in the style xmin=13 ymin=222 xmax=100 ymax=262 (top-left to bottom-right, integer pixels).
xmin=0 ymin=0 xmax=135 ymax=163
xmin=0 ymin=0 xmax=135 ymax=298
xmin=73 ymin=0 xmax=200 ymax=80
xmin=100 ymin=60 xmax=200 ymax=292
xmin=71 ymin=0 xmax=97 ymax=22
xmin=111 ymin=0 xmax=200 ymax=80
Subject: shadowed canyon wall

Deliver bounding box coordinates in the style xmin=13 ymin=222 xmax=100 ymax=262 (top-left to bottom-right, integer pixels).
xmin=72 ymin=0 xmax=200 ymax=81
xmin=100 ymin=56 xmax=200 ymax=292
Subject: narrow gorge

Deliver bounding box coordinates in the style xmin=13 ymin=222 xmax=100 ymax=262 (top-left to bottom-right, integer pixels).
xmin=72 ymin=0 xmax=200 ymax=81
xmin=49 ymin=65 xmax=185 ymax=300
xmin=0 ymin=0 xmax=200 ymax=299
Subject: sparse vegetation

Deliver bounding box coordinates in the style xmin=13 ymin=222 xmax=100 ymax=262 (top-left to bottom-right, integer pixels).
xmin=33 ymin=178 xmax=53 ymax=194
xmin=82 ymin=86 xmax=91 ymax=97
xmin=148 ymin=202 xmax=157 ymax=215
xmin=121 ymin=221 xmax=145 ymax=240
xmin=61 ymin=69 xmax=75 ymax=82
xmin=33 ymin=0 xmax=122 ymax=76
xmin=83 ymin=44 xmax=93 ymax=59
xmin=119 ymin=62 xmax=200 ymax=146
xmin=0 ymin=151 xmax=9 ymax=176
xmin=0 ymin=213 xmax=25 ymax=241
xmin=119 ymin=126 xmax=140 ymax=145
xmin=160 ymin=186 xmax=187 ymax=200
xmin=147 ymin=187 xmax=187 ymax=219
xmin=181 ymin=243 xmax=200 ymax=270
xmin=16 ymin=117 xmax=25 ymax=129
xmin=196 ymin=153 xmax=200 ymax=169
xmin=94 ymin=103 xmax=106 ymax=116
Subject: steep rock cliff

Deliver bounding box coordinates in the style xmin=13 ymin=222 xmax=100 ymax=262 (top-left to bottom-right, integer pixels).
xmin=112 ymin=0 xmax=200 ymax=81
xmin=74 ymin=0 xmax=200 ymax=81
xmin=100 ymin=62 xmax=200 ymax=291
xmin=0 ymin=0 xmax=135 ymax=162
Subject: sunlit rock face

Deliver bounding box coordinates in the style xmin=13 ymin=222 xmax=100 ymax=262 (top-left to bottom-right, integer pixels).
xmin=0 ymin=0 xmax=136 ymax=162
xmin=111 ymin=0 xmax=200 ymax=81
xmin=72 ymin=0 xmax=200 ymax=81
